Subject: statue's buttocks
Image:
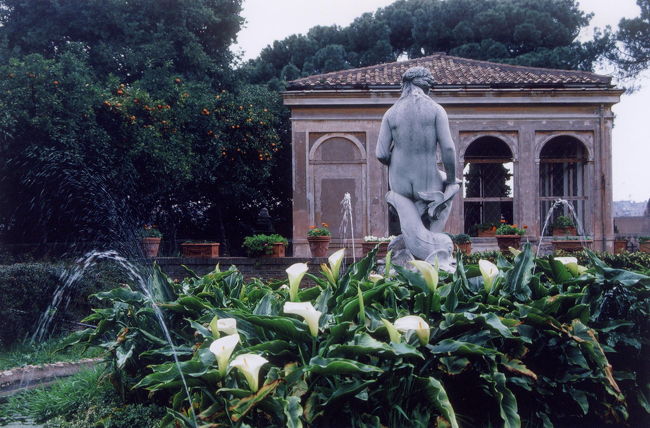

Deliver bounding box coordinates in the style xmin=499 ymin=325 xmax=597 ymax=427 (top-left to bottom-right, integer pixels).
xmin=376 ymin=67 xmax=460 ymax=272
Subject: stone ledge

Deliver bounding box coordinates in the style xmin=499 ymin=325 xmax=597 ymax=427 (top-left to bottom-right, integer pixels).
xmin=0 ymin=358 xmax=100 ymax=397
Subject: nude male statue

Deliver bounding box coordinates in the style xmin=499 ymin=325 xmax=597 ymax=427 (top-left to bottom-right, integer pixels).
xmin=376 ymin=66 xmax=460 ymax=271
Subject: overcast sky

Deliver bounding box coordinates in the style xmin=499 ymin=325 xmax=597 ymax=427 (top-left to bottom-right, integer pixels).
xmin=234 ymin=0 xmax=648 ymax=202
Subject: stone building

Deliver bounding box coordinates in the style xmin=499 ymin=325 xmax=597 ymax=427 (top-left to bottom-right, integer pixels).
xmin=282 ymin=54 xmax=623 ymax=256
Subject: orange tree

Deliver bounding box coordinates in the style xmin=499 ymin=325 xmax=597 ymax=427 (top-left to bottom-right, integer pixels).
xmin=0 ymin=0 xmax=291 ymax=256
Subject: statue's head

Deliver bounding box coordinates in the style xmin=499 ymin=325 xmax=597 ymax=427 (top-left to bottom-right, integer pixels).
xmin=402 ymin=66 xmax=435 ymax=92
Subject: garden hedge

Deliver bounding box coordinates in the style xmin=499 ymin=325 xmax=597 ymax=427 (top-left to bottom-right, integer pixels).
xmin=0 ymin=262 xmax=127 ymax=347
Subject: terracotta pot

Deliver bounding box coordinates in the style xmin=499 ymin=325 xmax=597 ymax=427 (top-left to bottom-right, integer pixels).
xmin=613 ymin=239 xmax=627 ymax=254
xmin=260 ymin=242 xmax=286 ymax=258
xmin=552 ymin=226 xmax=577 ymax=236
xmin=639 ymin=241 xmax=650 ymax=253
xmin=552 ymin=240 xmax=593 ymax=252
xmin=307 ymin=236 xmax=330 ymax=258
xmin=478 ymin=229 xmax=496 ymax=237
xmin=454 ymin=242 xmax=472 ymax=255
xmin=180 ymin=242 xmax=220 ymax=258
xmin=140 ymin=237 xmax=161 ymax=257
xmin=496 ymin=235 xmax=521 ymax=253
xmin=362 ymin=242 xmax=389 ymax=258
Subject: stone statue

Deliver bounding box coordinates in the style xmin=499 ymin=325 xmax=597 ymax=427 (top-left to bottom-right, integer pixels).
xmin=376 ymin=66 xmax=460 ymax=272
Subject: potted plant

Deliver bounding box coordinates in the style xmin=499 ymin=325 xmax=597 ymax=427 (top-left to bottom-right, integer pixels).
xmin=139 ymin=225 xmax=162 ymax=257
xmin=362 ymin=235 xmax=395 ymax=257
xmin=180 ymin=241 xmax=220 ymax=258
xmin=452 ymin=233 xmax=472 ymax=255
xmin=552 ymin=216 xmax=577 ymax=236
xmin=476 ymin=222 xmax=498 ymax=237
xmin=243 ymin=234 xmax=288 ymax=258
xmin=307 ymin=223 xmax=331 ymax=258
xmin=613 ymin=236 xmax=628 ymax=254
xmin=552 ymin=236 xmax=593 ymax=252
xmin=639 ymin=236 xmax=650 ymax=253
xmin=495 ymin=223 xmax=526 ymax=253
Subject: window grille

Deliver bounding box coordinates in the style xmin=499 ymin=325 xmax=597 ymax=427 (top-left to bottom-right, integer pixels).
xmin=463 ymin=137 xmax=514 ymax=235
xmin=539 ymin=136 xmax=587 ymax=235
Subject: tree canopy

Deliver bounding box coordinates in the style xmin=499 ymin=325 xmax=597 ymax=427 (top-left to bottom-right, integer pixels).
xmin=611 ymin=0 xmax=650 ymax=80
xmin=245 ymin=0 xmax=614 ymax=85
xmin=0 ymin=0 xmax=292 ymax=257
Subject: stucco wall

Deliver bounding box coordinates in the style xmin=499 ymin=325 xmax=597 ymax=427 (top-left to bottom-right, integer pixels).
xmin=284 ymin=88 xmax=621 ymax=256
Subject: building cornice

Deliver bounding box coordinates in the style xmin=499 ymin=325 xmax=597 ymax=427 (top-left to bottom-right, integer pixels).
xmin=282 ymin=87 xmax=624 ymax=107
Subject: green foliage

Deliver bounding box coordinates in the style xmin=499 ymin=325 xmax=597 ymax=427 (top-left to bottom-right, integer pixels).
xmin=610 ymin=0 xmax=650 ymax=82
xmin=139 ymin=225 xmax=163 ymax=238
xmin=242 ymin=234 xmax=288 ymax=256
xmin=0 ymin=336 xmax=101 ymax=371
xmin=0 ymin=366 xmax=165 ymax=427
xmin=553 ymin=215 xmax=575 ymax=228
xmin=495 ymin=224 xmax=526 ymax=236
xmin=0 ymin=0 xmax=292 ymax=256
xmin=246 ymin=0 xmax=612 ymax=86
xmin=451 ymin=233 xmax=471 ymax=244
xmin=307 ymin=223 xmax=331 ymax=237
xmin=0 ymin=262 xmax=127 ymax=347
xmin=639 ymin=236 xmax=650 ymax=243
xmin=66 ymin=246 xmax=650 ymax=427
xmin=477 ymin=222 xmax=498 ymax=231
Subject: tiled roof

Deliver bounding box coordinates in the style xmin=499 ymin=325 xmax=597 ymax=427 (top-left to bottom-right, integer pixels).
xmin=287 ymin=53 xmax=612 ymax=90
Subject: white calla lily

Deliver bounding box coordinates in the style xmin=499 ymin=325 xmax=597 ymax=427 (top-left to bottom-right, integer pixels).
xmin=368 ymin=273 xmax=383 ymax=284
xmin=286 ymin=263 xmax=309 ymax=301
xmin=479 ymin=259 xmax=499 ymax=292
xmin=554 ymin=257 xmax=586 ymax=276
xmin=394 ymin=315 xmax=430 ymax=345
xmin=216 ymin=318 xmax=237 ymax=335
xmin=328 ymin=248 xmax=346 ymax=280
xmin=409 ymin=259 xmax=438 ymax=292
xmin=509 ymin=247 xmax=521 ymax=257
xmin=229 ymin=353 xmax=268 ymax=392
xmin=283 ymin=302 xmax=322 ymax=337
xmin=209 ymin=334 xmax=240 ymax=376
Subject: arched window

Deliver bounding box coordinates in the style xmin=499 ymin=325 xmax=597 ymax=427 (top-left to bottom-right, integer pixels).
xmin=463 ymin=136 xmax=514 ymax=235
xmin=539 ymin=136 xmax=588 ymax=235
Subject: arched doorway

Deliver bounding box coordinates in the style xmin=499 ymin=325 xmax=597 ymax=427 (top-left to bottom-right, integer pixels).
xmin=309 ymin=134 xmax=367 ymax=244
xmin=463 ymin=136 xmax=514 ymax=235
xmin=539 ymin=136 xmax=588 ymax=235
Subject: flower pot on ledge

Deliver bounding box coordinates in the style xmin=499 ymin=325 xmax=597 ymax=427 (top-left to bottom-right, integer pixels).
xmin=140 ymin=237 xmax=161 ymax=257
xmin=496 ymin=235 xmax=521 ymax=253
xmin=180 ymin=242 xmax=220 ymax=258
xmin=307 ymin=236 xmax=330 ymax=258
xmin=362 ymin=242 xmax=389 ymax=258
xmin=478 ymin=229 xmax=496 ymax=238
xmin=613 ymin=239 xmax=627 ymax=254
xmin=553 ymin=226 xmax=577 ymax=236
xmin=552 ymin=239 xmax=592 ymax=252
xmin=260 ymin=242 xmax=286 ymax=258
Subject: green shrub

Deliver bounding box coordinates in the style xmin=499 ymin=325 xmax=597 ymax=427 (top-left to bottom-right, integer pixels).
xmin=495 ymin=223 xmax=526 ymax=235
xmin=553 ymin=215 xmax=575 ymax=228
xmin=0 ymin=261 xmax=128 ymax=347
xmin=139 ymin=224 xmax=163 ymax=238
xmin=0 ymin=366 xmax=165 ymax=427
xmin=0 ymin=336 xmax=101 ymax=370
xmin=451 ymin=233 xmax=471 ymax=244
xmin=242 ymin=233 xmax=288 ymax=256
xmin=307 ymin=223 xmax=331 ymax=237
xmin=66 ymin=247 xmax=650 ymax=428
